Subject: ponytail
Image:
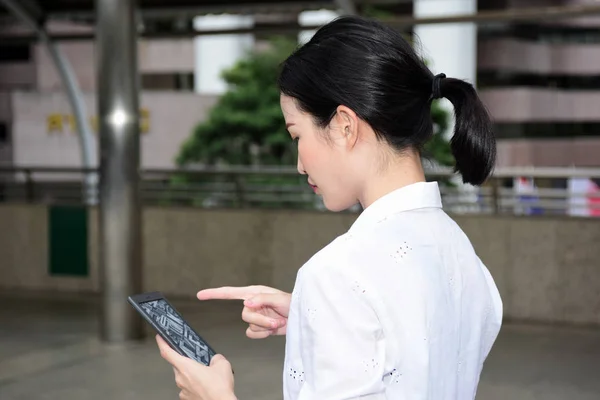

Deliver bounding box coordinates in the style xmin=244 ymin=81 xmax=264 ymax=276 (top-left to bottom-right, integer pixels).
xmin=276 ymin=15 xmax=496 ymax=185
xmin=439 ymin=78 xmax=496 ymax=186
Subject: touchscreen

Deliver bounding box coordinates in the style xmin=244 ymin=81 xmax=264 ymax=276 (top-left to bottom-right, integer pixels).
xmin=140 ymin=299 xmax=215 ymax=365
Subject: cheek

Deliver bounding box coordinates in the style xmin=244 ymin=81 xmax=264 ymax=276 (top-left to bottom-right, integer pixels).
xmin=297 ymin=139 xmax=320 ymax=170
xmin=301 ymin=141 xmax=346 ymax=183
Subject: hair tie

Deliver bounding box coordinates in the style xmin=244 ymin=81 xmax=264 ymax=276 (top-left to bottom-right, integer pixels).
xmin=431 ymin=73 xmax=446 ymax=100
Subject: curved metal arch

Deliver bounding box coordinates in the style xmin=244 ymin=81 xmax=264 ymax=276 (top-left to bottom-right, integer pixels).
xmin=0 ymin=0 xmax=97 ymax=204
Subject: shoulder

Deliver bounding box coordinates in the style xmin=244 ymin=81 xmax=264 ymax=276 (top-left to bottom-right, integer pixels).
xmin=294 ymin=233 xmax=371 ymax=296
xmin=305 ymin=215 xmax=448 ymax=284
xmin=299 ymin=233 xmax=356 ymax=281
xmin=297 ymin=225 xmax=406 ymax=286
xmin=295 ymin=233 xmax=381 ymax=319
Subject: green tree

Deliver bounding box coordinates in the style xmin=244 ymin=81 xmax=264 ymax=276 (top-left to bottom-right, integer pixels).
xmin=173 ymin=36 xmax=454 ymax=208
xmin=177 ymin=37 xmax=298 ymax=167
xmin=426 ymin=101 xmax=454 ymax=167
xmin=177 ymin=36 xmax=453 ymax=170
xmin=173 ymin=37 xmax=306 ymax=209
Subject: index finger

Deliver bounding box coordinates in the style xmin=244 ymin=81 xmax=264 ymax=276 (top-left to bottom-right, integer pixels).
xmin=197 ymin=285 xmax=275 ymax=301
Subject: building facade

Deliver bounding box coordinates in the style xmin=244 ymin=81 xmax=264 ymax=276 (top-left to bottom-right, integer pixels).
xmin=0 ymin=1 xmax=599 ymax=170
xmin=477 ymin=0 xmax=600 ymax=168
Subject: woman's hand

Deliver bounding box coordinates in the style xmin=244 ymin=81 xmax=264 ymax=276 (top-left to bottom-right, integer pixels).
xmin=156 ymin=335 xmax=236 ymax=400
xmin=197 ymin=285 xmax=292 ymax=339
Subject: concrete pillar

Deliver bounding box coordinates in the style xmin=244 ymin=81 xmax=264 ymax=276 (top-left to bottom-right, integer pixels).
xmin=414 ymin=0 xmax=477 ymax=136
xmin=298 ymin=10 xmax=339 ymax=45
xmin=413 ymin=0 xmax=477 ymax=85
xmin=414 ymin=0 xmax=479 ymax=210
xmin=413 ymin=0 xmax=477 ymax=144
xmin=96 ymin=0 xmax=143 ymax=342
xmin=193 ymin=15 xmax=254 ymax=95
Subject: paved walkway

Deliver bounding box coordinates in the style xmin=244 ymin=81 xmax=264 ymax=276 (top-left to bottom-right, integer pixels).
xmin=1 ymin=291 xmax=599 ymax=400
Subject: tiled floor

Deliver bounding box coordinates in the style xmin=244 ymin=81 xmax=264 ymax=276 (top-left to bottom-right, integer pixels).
xmin=1 ymin=291 xmax=599 ymax=400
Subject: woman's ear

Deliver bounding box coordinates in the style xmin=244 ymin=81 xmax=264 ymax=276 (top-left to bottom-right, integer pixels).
xmin=335 ymin=105 xmax=359 ymax=149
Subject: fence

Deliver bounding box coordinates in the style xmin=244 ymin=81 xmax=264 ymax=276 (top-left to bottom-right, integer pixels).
xmin=1 ymin=166 xmax=599 ymax=216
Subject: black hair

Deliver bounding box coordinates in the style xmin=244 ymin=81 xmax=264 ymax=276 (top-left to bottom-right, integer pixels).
xmin=277 ymin=16 xmax=496 ymax=185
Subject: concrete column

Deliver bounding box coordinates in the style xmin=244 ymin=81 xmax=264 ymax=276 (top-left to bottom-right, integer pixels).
xmin=298 ymin=10 xmax=339 ymax=45
xmin=414 ymin=0 xmax=477 ymax=86
xmin=414 ymin=0 xmax=479 ymax=210
xmin=193 ymin=15 xmax=254 ymax=95
xmin=96 ymin=0 xmax=143 ymax=342
xmin=414 ymin=0 xmax=477 ymax=139
xmin=413 ymin=0 xmax=477 ymax=139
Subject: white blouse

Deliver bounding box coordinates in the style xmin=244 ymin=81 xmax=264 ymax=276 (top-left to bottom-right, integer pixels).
xmin=283 ymin=181 xmax=502 ymax=400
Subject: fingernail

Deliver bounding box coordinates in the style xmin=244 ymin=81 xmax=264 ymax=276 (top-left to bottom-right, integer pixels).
xmin=271 ymin=320 xmax=278 ymax=328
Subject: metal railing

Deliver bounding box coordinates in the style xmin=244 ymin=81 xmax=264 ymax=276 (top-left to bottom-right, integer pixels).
xmin=1 ymin=166 xmax=599 ymax=217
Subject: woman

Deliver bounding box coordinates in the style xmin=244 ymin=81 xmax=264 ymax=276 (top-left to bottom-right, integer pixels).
xmin=156 ymin=15 xmax=502 ymax=400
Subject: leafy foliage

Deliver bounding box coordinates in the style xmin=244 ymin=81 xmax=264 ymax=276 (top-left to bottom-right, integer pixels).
xmin=173 ymin=35 xmax=454 ymax=211
xmin=426 ymin=101 xmax=454 ymax=167
xmin=177 ymin=37 xmax=298 ymax=167
xmin=177 ymin=36 xmax=454 ymax=170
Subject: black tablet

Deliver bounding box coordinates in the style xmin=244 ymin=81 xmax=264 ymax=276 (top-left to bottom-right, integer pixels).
xmin=128 ymin=291 xmax=216 ymax=366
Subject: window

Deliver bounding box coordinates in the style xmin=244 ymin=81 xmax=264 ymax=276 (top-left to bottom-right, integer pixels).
xmin=144 ymin=18 xmax=193 ymax=34
xmin=0 ymin=123 xmax=8 ymax=144
xmin=141 ymin=73 xmax=194 ymax=91
xmin=479 ymin=23 xmax=600 ymax=44
xmin=495 ymin=122 xmax=600 ymax=139
xmin=478 ymin=71 xmax=600 ymax=90
xmin=0 ymin=45 xmax=31 ymax=63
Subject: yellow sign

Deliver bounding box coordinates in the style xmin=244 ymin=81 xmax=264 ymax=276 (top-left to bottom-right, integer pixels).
xmin=46 ymin=108 xmax=150 ymax=135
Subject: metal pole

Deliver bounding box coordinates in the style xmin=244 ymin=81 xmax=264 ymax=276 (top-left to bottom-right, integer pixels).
xmin=96 ymin=0 xmax=143 ymax=342
xmin=0 ymin=0 xmax=97 ymax=205
xmin=45 ymin=42 xmax=97 ymax=204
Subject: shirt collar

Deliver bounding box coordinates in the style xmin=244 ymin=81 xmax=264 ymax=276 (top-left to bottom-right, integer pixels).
xmin=349 ymin=181 xmax=443 ymax=232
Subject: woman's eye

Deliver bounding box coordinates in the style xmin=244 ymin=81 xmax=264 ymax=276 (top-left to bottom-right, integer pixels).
xmin=293 ymin=137 xmax=299 ymax=145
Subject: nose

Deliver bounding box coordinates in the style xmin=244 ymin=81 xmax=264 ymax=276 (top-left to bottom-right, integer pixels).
xmin=297 ymin=156 xmax=306 ymax=175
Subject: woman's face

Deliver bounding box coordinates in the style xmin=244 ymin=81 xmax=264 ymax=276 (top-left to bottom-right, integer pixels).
xmin=280 ymin=94 xmax=360 ymax=212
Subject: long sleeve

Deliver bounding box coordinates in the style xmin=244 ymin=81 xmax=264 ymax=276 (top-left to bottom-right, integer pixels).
xmin=297 ymin=263 xmax=386 ymax=400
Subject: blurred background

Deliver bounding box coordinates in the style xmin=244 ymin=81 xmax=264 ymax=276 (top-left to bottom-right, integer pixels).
xmin=0 ymin=0 xmax=599 ymax=399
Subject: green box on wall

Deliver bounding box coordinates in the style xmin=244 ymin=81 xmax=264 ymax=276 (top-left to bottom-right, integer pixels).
xmin=48 ymin=205 xmax=89 ymax=277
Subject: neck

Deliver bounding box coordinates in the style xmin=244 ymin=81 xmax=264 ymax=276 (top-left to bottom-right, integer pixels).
xmin=358 ymin=153 xmax=426 ymax=209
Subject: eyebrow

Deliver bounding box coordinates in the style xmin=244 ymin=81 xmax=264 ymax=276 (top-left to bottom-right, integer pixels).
xmin=286 ymin=123 xmax=295 ymax=129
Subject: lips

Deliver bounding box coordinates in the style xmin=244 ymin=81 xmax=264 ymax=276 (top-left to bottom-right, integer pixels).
xmin=308 ymin=182 xmax=318 ymax=192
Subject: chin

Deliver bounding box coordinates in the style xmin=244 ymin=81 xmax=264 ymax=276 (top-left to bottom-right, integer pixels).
xmin=322 ymin=197 xmax=357 ymax=213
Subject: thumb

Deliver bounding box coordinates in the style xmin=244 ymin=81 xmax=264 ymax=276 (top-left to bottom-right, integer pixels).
xmin=156 ymin=335 xmax=185 ymax=367
xmin=210 ymin=354 xmax=233 ymax=374
xmin=244 ymin=293 xmax=286 ymax=309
